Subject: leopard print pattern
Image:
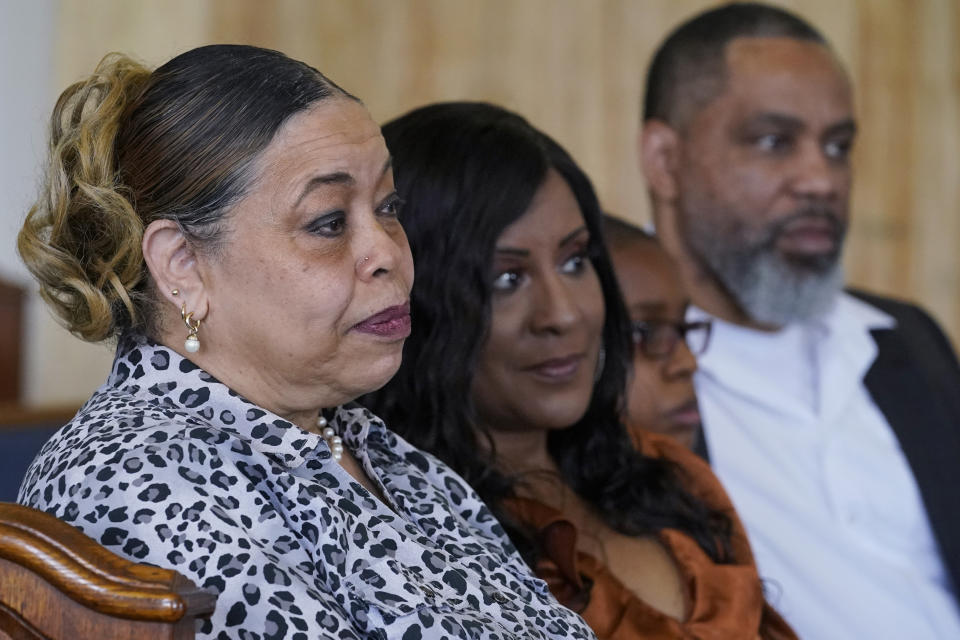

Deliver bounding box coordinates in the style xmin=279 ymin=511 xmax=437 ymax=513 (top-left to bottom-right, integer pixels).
xmin=19 ymin=334 xmax=595 ymax=640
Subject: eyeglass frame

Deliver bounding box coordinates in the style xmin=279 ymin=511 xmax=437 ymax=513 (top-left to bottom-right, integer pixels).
xmin=630 ymin=319 xmax=713 ymax=360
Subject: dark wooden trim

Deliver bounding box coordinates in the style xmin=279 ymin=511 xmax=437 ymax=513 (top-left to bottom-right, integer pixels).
xmin=0 ymin=281 xmax=24 ymax=403
xmin=0 ymin=407 xmax=79 ymax=429
xmin=0 ymin=503 xmax=216 ymax=623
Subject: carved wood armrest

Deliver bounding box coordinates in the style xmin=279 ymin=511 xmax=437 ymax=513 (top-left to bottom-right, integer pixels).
xmin=0 ymin=502 xmax=216 ymax=639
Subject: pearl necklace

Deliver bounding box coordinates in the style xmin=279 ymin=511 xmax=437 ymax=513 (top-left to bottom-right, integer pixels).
xmin=317 ymin=415 xmax=343 ymax=462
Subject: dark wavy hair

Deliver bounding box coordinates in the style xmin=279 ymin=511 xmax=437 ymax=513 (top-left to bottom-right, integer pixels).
xmin=362 ymin=101 xmax=731 ymax=563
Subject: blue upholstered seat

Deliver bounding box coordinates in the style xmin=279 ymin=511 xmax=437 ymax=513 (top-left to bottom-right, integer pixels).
xmin=0 ymin=424 xmax=61 ymax=502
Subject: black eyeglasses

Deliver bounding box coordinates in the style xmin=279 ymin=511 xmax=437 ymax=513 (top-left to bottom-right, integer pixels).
xmin=631 ymin=319 xmax=712 ymax=359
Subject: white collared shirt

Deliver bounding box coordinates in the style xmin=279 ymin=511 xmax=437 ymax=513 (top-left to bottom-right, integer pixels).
xmin=692 ymin=293 xmax=960 ymax=639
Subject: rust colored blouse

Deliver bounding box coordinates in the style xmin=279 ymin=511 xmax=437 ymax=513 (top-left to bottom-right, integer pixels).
xmin=505 ymin=430 xmax=796 ymax=640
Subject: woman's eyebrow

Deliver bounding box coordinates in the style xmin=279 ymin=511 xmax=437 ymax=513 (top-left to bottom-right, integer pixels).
xmin=495 ymin=226 xmax=589 ymax=256
xmin=558 ymin=226 xmax=588 ymax=247
xmin=293 ymin=172 xmax=354 ymax=209
xmin=294 ymin=157 xmax=392 ymax=208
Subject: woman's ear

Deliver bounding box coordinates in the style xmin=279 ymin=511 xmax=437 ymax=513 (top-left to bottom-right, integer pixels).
xmin=142 ymin=220 xmax=209 ymax=320
xmin=639 ymin=120 xmax=681 ymax=202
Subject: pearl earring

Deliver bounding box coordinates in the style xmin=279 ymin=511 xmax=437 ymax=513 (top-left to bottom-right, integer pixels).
xmin=317 ymin=414 xmax=343 ymax=461
xmin=181 ymin=303 xmax=201 ymax=353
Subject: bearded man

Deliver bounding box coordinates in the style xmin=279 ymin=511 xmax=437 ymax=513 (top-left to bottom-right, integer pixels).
xmin=639 ymin=3 xmax=960 ymax=638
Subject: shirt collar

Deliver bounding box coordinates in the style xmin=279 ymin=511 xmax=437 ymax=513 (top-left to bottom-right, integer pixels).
xmin=690 ymin=292 xmax=897 ymax=419
xmin=828 ymin=292 xmax=896 ymax=334
xmin=689 ymin=291 xmax=896 ymax=346
xmin=107 ymin=333 xmax=373 ymax=469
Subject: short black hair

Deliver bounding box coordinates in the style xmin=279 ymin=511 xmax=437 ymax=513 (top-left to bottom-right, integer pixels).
xmin=643 ymin=2 xmax=828 ymax=128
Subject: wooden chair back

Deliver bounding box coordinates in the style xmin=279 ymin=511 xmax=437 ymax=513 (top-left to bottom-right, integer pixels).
xmin=0 ymin=502 xmax=215 ymax=639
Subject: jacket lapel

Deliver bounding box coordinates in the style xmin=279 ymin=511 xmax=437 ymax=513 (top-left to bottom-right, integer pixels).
xmin=865 ymin=325 xmax=960 ymax=597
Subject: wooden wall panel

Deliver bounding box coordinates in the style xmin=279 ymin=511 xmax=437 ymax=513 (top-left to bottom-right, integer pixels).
xmin=0 ymin=281 xmax=23 ymax=403
xmin=53 ymin=0 xmax=960 ymax=345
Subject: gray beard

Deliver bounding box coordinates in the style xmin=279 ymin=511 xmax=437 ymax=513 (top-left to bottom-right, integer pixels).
xmin=717 ymin=249 xmax=843 ymax=326
xmin=686 ymin=210 xmax=845 ymax=326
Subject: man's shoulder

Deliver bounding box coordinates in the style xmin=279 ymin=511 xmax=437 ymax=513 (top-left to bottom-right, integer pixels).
xmin=846 ymin=287 xmax=949 ymax=338
xmin=846 ymin=287 xmax=960 ymax=371
xmin=846 ymin=287 xmax=933 ymax=323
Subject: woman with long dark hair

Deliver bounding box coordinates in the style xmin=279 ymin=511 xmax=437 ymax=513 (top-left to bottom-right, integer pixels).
xmin=363 ymin=102 xmax=795 ymax=639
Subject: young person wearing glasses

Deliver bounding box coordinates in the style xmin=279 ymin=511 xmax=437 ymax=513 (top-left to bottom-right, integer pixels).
xmin=363 ymin=102 xmax=795 ymax=639
xmin=603 ymin=216 xmax=711 ymax=450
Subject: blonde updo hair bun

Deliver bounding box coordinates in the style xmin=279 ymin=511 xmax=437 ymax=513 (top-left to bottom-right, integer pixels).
xmin=18 ymin=54 xmax=151 ymax=342
xmin=18 ymin=45 xmax=355 ymax=343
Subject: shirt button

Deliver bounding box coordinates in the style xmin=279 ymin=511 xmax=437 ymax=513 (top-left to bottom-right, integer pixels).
xmin=491 ymin=592 xmax=509 ymax=604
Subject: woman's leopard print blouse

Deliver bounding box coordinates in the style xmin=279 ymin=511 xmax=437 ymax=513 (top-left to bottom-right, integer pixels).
xmin=19 ymin=334 xmax=594 ymax=640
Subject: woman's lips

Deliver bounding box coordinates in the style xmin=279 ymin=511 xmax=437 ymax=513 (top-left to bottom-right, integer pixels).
xmin=523 ymin=354 xmax=584 ymax=382
xmin=664 ymin=399 xmax=701 ymax=428
xmin=352 ymin=302 xmax=411 ymax=339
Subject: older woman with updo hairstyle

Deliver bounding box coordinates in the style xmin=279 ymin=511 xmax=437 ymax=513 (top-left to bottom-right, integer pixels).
xmin=16 ymin=47 xmax=596 ymax=639
xmin=362 ymin=102 xmax=796 ymax=639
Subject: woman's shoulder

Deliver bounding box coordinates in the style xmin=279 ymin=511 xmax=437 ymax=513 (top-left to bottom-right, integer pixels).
xmin=631 ymin=425 xmax=759 ymax=565
xmin=18 ymin=384 xmax=232 ymax=507
xmin=632 ymin=428 xmax=711 ymax=476
xmin=631 ymin=427 xmax=740 ymax=517
xmin=42 ymin=382 xmax=214 ymax=444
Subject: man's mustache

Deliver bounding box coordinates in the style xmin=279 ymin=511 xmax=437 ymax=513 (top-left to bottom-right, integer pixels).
xmin=759 ymin=207 xmax=847 ymax=248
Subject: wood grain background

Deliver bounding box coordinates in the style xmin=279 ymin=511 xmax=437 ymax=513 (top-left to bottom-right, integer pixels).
xmin=55 ymin=0 xmax=960 ymax=344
